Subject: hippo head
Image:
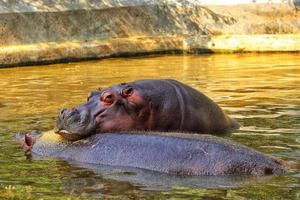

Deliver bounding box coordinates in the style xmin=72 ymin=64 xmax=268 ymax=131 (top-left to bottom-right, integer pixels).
xmin=55 ymin=82 xmax=154 ymax=141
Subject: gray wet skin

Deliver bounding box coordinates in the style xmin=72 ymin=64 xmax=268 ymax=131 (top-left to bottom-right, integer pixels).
xmin=56 ymin=79 xmax=239 ymax=140
xmin=31 ymin=131 xmax=288 ymax=176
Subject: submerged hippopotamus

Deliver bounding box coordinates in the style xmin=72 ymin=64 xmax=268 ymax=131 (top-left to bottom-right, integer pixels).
xmin=21 ymin=131 xmax=288 ymax=176
xmin=56 ymin=79 xmax=239 ymax=140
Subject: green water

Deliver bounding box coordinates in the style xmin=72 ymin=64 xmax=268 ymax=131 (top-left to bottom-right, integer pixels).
xmin=0 ymin=54 xmax=299 ymax=199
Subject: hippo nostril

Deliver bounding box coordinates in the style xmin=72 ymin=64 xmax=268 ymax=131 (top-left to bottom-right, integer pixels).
xmin=59 ymin=109 xmax=68 ymax=121
xmin=121 ymin=86 xmax=133 ymax=97
xmin=60 ymin=108 xmax=67 ymax=115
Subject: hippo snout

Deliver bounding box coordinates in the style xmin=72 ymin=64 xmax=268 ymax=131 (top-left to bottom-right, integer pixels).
xmin=57 ymin=108 xmax=80 ymax=129
xmin=55 ymin=107 xmax=95 ymax=141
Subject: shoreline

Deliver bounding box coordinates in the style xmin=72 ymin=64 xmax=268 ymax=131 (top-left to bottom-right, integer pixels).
xmin=1 ymin=35 xmax=299 ymax=67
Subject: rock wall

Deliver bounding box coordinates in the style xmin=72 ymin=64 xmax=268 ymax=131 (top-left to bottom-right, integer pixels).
xmin=0 ymin=0 xmax=300 ymax=67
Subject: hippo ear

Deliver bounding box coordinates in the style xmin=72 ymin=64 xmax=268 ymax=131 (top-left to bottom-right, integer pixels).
xmin=23 ymin=134 xmax=36 ymax=156
xmin=121 ymin=87 xmax=134 ymax=97
xmin=24 ymin=134 xmax=35 ymax=148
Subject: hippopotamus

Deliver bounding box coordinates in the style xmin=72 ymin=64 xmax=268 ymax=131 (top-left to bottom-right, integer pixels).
xmin=21 ymin=130 xmax=288 ymax=176
xmin=55 ymin=79 xmax=239 ymax=140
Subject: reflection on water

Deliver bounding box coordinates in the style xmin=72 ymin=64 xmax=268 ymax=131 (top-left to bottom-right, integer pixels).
xmin=0 ymin=54 xmax=299 ymax=199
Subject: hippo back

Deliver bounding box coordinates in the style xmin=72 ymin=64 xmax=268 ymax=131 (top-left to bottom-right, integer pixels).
xmin=32 ymin=131 xmax=288 ymax=176
xmin=131 ymin=79 xmax=238 ymax=133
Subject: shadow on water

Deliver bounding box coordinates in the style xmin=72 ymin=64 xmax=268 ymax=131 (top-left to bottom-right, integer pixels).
xmin=59 ymin=161 xmax=273 ymax=190
xmin=36 ymin=159 xmax=275 ymax=199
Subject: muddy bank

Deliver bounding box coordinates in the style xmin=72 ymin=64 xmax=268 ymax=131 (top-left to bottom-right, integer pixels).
xmin=0 ymin=1 xmax=299 ymax=67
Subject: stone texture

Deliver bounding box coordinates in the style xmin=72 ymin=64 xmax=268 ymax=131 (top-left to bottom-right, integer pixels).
xmin=0 ymin=1 xmax=300 ymax=67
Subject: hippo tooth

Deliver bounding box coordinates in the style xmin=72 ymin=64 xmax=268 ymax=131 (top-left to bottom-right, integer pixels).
xmin=59 ymin=130 xmax=70 ymax=134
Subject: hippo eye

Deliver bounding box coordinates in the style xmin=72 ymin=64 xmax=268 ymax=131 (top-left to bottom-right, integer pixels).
xmin=121 ymin=87 xmax=133 ymax=97
xmin=100 ymin=92 xmax=115 ymax=105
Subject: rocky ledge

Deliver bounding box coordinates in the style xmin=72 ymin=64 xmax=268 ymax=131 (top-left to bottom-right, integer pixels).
xmin=0 ymin=0 xmax=300 ymax=67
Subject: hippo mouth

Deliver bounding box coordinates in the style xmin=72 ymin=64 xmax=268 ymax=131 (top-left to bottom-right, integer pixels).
xmin=54 ymin=113 xmax=97 ymax=141
xmin=54 ymin=128 xmax=71 ymax=135
xmin=54 ymin=103 xmax=104 ymax=141
xmin=54 ymin=126 xmax=96 ymax=141
xmin=54 ymin=127 xmax=78 ymax=141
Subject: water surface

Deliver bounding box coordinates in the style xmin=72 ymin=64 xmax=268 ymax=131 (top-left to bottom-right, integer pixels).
xmin=0 ymin=54 xmax=299 ymax=199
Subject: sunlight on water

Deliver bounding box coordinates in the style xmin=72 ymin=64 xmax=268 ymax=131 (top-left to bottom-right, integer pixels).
xmin=0 ymin=53 xmax=299 ymax=199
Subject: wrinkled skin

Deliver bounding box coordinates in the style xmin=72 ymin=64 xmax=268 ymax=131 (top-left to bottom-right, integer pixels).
xmin=56 ymin=79 xmax=239 ymax=140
